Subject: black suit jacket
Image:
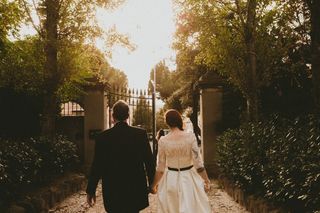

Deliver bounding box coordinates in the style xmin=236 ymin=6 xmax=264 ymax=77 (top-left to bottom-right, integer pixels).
xmin=86 ymin=121 xmax=155 ymax=212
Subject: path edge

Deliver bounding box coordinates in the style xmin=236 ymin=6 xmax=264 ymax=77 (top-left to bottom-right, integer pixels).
xmin=218 ymin=175 xmax=290 ymax=213
xmin=5 ymin=172 xmax=87 ymax=213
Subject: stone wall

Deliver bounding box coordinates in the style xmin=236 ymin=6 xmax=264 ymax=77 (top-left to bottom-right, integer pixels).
xmin=198 ymin=71 xmax=224 ymax=178
xmin=199 ymin=87 xmax=222 ymax=178
xmin=83 ymin=88 xmax=107 ymax=169
xmin=6 ymin=173 xmax=87 ymax=213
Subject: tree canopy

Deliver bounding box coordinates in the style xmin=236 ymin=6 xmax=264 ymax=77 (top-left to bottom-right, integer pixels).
xmin=166 ymin=0 xmax=315 ymax=120
xmin=0 ymin=1 xmax=23 ymax=47
xmin=12 ymin=0 xmax=131 ymax=134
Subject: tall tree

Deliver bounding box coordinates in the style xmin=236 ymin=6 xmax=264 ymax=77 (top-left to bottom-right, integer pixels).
xmin=57 ymin=44 xmax=128 ymax=102
xmin=41 ymin=0 xmax=59 ymax=135
xmin=19 ymin=0 xmax=126 ymax=135
xmin=174 ymin=0 xmax=311 ymax=121
xmin=148 ymin=60 xmax=176 ymax=101
xmin=243 ymin=0 xmax=258 ymax=121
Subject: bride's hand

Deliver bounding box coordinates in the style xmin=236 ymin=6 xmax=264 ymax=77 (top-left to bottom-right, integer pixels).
xmin=150 ymin=185 xmax=158 ymax=194
xmin=204 ymin=180 xmax=211 ymax=193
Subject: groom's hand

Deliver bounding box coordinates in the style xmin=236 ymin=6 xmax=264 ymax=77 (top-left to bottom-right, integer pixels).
xmin=87 ymin=193 xmax=96 ymax=207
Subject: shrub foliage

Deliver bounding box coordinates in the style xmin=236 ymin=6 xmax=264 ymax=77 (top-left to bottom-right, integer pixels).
xmin=0 ymin=135 xmax=79 ymax=204
xmin=217 ymin=115 xmax=320 ymax=212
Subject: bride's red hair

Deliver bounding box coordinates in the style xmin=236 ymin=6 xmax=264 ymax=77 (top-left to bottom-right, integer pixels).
xmin=165 ymin=109 xmax=184 ymax=130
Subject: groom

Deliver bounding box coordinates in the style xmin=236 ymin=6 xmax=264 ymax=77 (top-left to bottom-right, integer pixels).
xmin=86 ymin=100 xmax=155 ymax=213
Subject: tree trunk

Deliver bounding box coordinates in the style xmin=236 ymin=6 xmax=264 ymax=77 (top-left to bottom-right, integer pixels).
xmin=310 ymin=1 xmax=320 ymax=115
xmin=244 ymin=0 xmax=258 ymax=122
xmin=42 ymin=95 xmax=58 ymax=135
xmin=41 ymin=0 xmax=59 ymax=135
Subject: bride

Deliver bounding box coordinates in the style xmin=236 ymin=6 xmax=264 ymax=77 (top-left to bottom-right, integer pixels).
xmin=151 ymin=109 xmax=212 ymax=213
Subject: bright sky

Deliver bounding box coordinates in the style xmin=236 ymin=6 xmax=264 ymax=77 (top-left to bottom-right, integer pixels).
xmin=21 ymin=0 xmax=177 ymax=90
xmin=96 ymin=0 xmax=177 ymax=89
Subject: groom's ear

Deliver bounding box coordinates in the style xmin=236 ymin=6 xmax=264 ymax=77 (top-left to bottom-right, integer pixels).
xmin=111 ymin=113 xmax=116 ymax=124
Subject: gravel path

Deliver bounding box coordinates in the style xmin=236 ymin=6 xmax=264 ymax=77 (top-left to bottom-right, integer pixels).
xmin=51 ymin=180 xmax=249 ymax=213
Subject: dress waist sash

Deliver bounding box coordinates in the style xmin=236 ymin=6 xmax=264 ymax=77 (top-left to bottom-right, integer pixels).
xmin=168 ymin=165 xmax=193 ymax=171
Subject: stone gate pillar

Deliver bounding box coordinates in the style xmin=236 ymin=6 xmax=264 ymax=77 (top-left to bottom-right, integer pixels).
xmin=198 ymin=72 xmax=223 ymax=178
xmin=83 ymin=83 xmax=108 ymax=170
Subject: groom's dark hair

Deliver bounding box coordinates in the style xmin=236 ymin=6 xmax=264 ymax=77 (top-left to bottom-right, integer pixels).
xmin=112 ymin=100 xmax=129 ymax=121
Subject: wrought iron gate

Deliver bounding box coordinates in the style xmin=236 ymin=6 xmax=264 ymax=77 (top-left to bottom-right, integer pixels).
xmin=105 ymin=87 xmax=157 ymax=156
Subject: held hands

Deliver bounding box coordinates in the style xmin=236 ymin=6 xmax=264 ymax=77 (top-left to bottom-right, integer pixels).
xmin=87 ymin=194 xmax=96 ymax=207
xmin=150 ymin=184 xmax=158 ymax=194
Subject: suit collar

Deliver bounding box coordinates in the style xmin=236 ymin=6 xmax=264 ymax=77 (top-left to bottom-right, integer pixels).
xmin=114 ymin=121 xmax=128 ymax=127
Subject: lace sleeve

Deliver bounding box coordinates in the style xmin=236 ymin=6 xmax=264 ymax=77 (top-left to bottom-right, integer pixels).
xmin=191 ymin=134 xmax=204 ymax=169
xmin=156 ymin=138 xmax=166 ymax=172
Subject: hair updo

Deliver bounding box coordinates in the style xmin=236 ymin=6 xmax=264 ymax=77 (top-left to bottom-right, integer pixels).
xmin=165 ymin=109 xmax=184 ymax=130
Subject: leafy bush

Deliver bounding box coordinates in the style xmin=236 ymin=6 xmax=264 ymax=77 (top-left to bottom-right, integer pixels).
xmin=217 ymin=115 xmax=320 ymax=212
xmin=0 ymin=135 xmax=79 ymax=204
xmin=0 ymin=139 xmax=41 ymax=186
xmin=0 ymin=151 xmax=8 ymax=187
xmin=29 ymin=135 xmax=79 ymax=176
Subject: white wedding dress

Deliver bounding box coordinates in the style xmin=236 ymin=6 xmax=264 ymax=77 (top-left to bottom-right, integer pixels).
xmin=156 ymin=131 xmax=212 ymax=213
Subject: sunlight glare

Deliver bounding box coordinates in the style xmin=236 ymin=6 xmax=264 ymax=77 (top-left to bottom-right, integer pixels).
xmin=96 ymin=0 xmax=176 ymax=89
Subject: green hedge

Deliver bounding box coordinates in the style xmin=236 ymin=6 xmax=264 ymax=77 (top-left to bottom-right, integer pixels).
xmin=217 ymin=115 xmax=320 ymax=212
xmin=0 ymin=135 xmax=79 ymax=204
